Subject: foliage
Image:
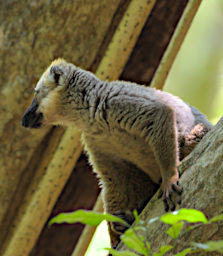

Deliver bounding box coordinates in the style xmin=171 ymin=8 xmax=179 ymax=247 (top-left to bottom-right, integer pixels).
xmin=49 ymin=208 xmax=223 ymax=255
xmin=49 ymin=209 xmax=128 ymax=227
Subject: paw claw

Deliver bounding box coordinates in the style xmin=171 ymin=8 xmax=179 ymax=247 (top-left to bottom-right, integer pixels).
xmin=177 ymin=195 xmax=182 ymax=205
xmin=163 ymin=198 xmax=169 ymax=212
xmin=159 ymin=180 xmax=183 ymax=212
xmin=170 ymin=204 xmax=176 ymax=211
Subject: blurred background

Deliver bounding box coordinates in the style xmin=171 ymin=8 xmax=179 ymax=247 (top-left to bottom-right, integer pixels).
xmin=86 ymin=0 xmax=223 ymax=255
xmin=164 ymin=0 xmax=223 ymax=124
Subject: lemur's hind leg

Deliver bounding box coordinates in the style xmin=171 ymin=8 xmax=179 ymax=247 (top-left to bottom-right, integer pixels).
xmin=179 ymin=123 xmax=211 ymax=160
xmin=146 ymin=104 xmax=182 ymax=211
xmin=90 ymin=152 xmax=158 ymax=248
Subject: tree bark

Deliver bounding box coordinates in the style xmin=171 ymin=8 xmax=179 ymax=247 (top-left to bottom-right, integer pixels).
xmin=0 ymin=0 xmax=125 ymax=229
xmin=0 ymin=0 xmax=129 ymax=254
xmin=121 ymin=0 xmax=189 ymax=85
xmin=0 ymin=0 xmax=205 ymax=255
xmin=30 ymin=154 xmax=100 ymax=256
xmin=118 ymin=118 xmax=223 ymax=255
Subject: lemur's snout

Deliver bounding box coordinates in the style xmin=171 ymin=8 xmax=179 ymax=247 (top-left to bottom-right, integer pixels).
xmin=22 ymin=98 xmax=43 ymax=128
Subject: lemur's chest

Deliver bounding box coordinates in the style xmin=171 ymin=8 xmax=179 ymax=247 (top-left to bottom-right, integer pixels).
xmin=82 ymin=128 xmax=161 ymax=183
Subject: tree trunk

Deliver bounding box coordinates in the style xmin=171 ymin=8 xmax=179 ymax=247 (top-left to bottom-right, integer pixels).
xmin=30 ymin=154 xmax=100 ymax=256
xmin=118 ymin=118 xmax=223 ymax=255
xmin=0 ymin=0 xmax=130 ymax=254
xmin=0 ymin=0 xmax=205 ymax=255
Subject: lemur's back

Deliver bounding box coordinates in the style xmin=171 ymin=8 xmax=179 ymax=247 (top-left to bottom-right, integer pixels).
xmin=82 ymin=81 xmax=211 ymax=184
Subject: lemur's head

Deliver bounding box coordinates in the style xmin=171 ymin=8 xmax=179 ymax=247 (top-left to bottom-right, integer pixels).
xmin=22 ymin=58 xmax=81 ymax=128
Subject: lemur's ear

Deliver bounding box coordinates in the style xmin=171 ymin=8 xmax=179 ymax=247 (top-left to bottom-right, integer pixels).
xmin=50 ymin=65 xmax=64 ymax=85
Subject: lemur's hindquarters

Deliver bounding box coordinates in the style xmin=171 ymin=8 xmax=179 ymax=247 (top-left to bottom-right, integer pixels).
xmin=106 ymin=123 xmax=211 ymax=248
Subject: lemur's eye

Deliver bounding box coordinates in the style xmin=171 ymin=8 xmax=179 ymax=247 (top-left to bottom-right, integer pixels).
xmin=54 ymin=73 xmax=60 ymax=84
xmin=50 ymin=65 xmax=64 ymax=85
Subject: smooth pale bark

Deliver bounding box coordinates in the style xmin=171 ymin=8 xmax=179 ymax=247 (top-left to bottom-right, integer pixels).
xmin=0 ymin=0 xmax=127 ymax=254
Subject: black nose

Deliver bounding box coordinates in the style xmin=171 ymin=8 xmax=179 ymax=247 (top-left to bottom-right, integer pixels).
xmin=21 ymin=98 xmax=43 ymax=128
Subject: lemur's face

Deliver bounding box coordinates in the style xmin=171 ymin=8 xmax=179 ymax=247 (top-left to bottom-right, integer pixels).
xmin=22 ymin=59 xmax=74 ymax=128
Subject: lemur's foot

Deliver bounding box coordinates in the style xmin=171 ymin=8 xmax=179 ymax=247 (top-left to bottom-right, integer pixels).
xmin=158 ymin=178 xmax=182 ymax=212
xmin=111 ymin=209 xmax=135 ymax=235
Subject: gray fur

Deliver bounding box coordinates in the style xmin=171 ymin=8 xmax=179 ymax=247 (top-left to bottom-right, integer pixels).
xmin=21 ymin=59 xmax=213 ymax=246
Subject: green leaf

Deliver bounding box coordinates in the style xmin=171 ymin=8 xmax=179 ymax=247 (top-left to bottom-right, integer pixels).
xmin=49 ymin=210 xmax=128 ymax=226
xmin=121 ymin=228 xmax=149 ymax=256
xmin=134 ymin=225 xmax=147 ymax=232
xmin=193 ymin=240 xmax=223 ymax=253
xmin=209 ymin=214 xmax=223 ymax=223
xmin=166 ymin=222 xmax=184 ymax=239
xmin=105 ymin=248 xmax=139 ymax=256
xmin=160 ymin=209 xmax=208 ymax=225
xmin=145 ymin=241 xmax=151 ymax=252
xmin=172 ymin=248 xmax=195 ymax=256
xmin=153 ymin=245 xmax=173 ymax=256
xmin=133 ymin=209 xmax=140 ymax=224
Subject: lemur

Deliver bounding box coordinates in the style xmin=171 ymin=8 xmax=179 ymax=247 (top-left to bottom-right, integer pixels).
xmin=22 ymin=59 xmax=212 ymax=246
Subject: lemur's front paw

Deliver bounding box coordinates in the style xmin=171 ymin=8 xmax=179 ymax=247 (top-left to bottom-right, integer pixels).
xmin=158 ymin=177 xmax=183 ymax=212
xmin=111 ymin=209 xmax=135 ymax=235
